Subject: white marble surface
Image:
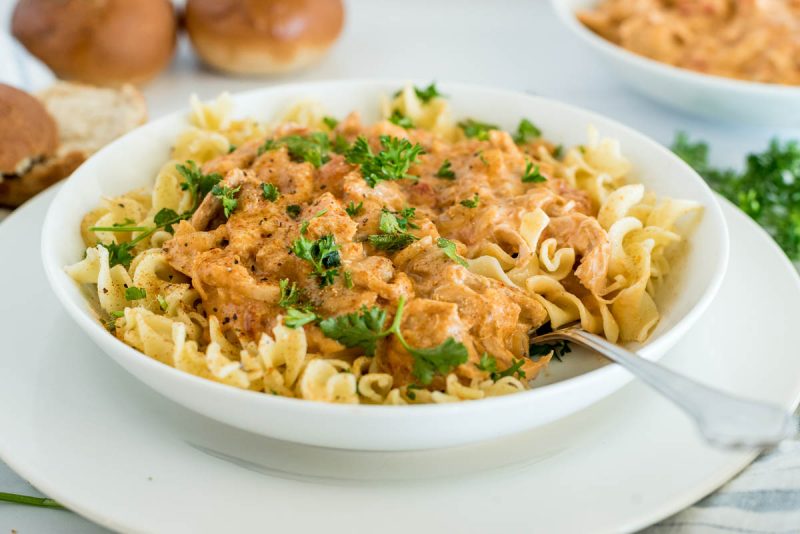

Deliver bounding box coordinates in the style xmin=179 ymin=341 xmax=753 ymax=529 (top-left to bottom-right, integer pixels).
xmin=1 ymin=0 xmax=798 ymax=532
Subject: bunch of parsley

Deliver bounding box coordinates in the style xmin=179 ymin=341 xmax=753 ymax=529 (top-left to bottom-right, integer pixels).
xmin=672 ymin=133 xmax=800 ymax=260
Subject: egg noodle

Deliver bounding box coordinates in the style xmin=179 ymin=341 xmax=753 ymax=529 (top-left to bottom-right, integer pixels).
xmin=67 ymin=86 xmax=701 ymax=405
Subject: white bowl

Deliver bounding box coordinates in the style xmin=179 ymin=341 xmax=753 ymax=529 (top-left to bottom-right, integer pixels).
xmin=550 ymin=0 xmax=800 ymax=126
xmin=42 ymin=80 xmax=729 ymax=451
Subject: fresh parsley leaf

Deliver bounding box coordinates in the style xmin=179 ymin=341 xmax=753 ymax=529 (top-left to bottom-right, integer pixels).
xmin=437 ymin=237 xmax=468 ymax=267
xmin=322 ymin=116 xmax=339 ymax=130
xmin=389 ymin=110 xmax=414 ymax=129
xmin=319 ymin=305 xmax=388 ymax=356
xmin=332 ymin=134 xmax=350 ymax=154
xmin=210 ymin=184 xmax=241 ymax=218
xmin=513 ymin=118 xmax=542 ymax=144
xmin=672 ymin=132 xmax=800 ymax=260
xmin=153 ymin=208 xmax=180 ymax=234
xmin=521 ymin=161 xmax=546 ymax=183
xmin=435 ymin=159 xmax=456 ymax=180
xmin=228 ymin=145 xmax=237 ymax=154
xmin=530 ymin=339 xmax=572 ymax=362
xmin=300 ymin=209 xmax=328 ymax=235
xmin=477 ymin=352 xmax=498 ymax=373
xmin=460 ymin=193 xmax=480 ymax=208
xmin=286 ymin=204 xmax=302 ymax=219
xmin=176 ymin=160 xmax=222 ymax=210
xmin=258 ymin=139 xmax=278 ymax=156
xmin=110 ymin=310 xmax=125 ymax=318
xmin=492 ymin=358 xmax=527 ymax=380
xmin=367 ymin=209 xmax=419 ymax=251
xmin=124 ymin=286 xmax=147 ymax=301
xmin=261 ymin=183 xmax=280 ymax=202
xmin=291 ymin=234 xmax=341 ymax=286
xmin=343 ymin=270 xmax=353 ymax=288
xmin=100 ymin=242 xmax=135 ymax=268
xmin=413 ymin=82 xmax=445 ymax=103
xmin=408 ymin=337 xmax=468 ymax=385
xmin=345 ymin=201 xmax=363 ymax=217
xmin=319 ymin=296 xmax=468 ymax=384
xmin=281 ymin=133 xmax=331 ymax=168
xmin=458 ymin=118 xmax=498 ymax=141
xmin=157 ymin=295 xmax=168 ymax=311
xmin=278 ymin=278 xmax=301 ymax=308
xmin=345 ymin=135 xmax=425 ymax=188
xmin=284 ymin=307 xmax=319 ymax=329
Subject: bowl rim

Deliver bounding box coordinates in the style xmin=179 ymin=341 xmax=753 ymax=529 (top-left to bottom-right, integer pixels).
xmin=548 ymin=0 xmax=800 ymax=97
xmin=41 ymin=78 xmax=730 ymax=416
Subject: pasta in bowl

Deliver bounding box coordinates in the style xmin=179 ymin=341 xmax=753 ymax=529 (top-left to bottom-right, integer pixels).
xmin=42 ymin=81 xmax=727 ymax=449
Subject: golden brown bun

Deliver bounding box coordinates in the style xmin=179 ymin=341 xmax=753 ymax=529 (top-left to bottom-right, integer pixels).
xmin=0 ymin=83 xmax=58 ymax=175
xmin=185 ymin=0 xmax=344 ymax=75
xmin=11 ymin=0 xmax=177 ymax=86
xmin=0 ymin=151 xmax=84 ymax=207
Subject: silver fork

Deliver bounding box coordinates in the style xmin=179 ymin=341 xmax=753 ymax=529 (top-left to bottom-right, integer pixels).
xmin=531 ymin=325 xmax=798 ymax=450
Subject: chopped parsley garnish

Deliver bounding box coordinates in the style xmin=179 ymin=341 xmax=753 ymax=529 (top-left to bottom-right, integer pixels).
xmin=493 ymin=358 xmax=527 ymax=380
xmin=345 ymin=201 xmax=364 ymax=217
xmin=477 ymin=352 xmax=498 ymax=373
xmin=332 ymin=134 xmax=350 ymax=154
xmin=177 ymin=160 xmax=222 ymax=210
xmin=530 ymin=339 xmax=572 ymax=362
xmin=413 ymin=82 xmax=445 ymax=103
xmin=124 ymin=286 xmax=147 ymax=301
xmin=110 ymin=310 xmax=125 ymax=319
xmin=286 ymin=204 xmax=302 ymax=219
xmin=210 ymin=184 xmax=241 ymax=218
xmin=458 ymin=118 xmax=498 ymax=141
xmin=95 ymin=207 xmax=189 ymax=268
xmin=322 ymin=116 xmax=339 ymax=130
xmin=284 ymin=308 xmax=319 ymax=329
xmin=261 ymin=183 xmax=280 ymax=202
xmin=437 ymin=237 xmax=468 ymax=267
xmin=291 ymin=234 xmax=341 ymax=286
xmin=228 ymin=145 xmax=237 ymax=154
xmin=672 ymin=132 xmax=800 ymax=260
xmin=278 ymin=278 xmax=301 ymax=308
xmin=319 ymin=295 xmax=468 ymax=384
xmin=258 ymin=139 xmax=278 ymax=156
xmin=460 ymin=193 xmax=480 ymax=208
xmin=521 ymin=161 xmax=546 ymax=183
xmin=345 ymin=135 xmax=425 ymax=188
xmin=281 ymin=133 xmax=331 ymax=168
xmin=389 ymin=110 xmax=414 ymax=129
xmin=343 ymin=270 xmax=354 ymax=288
xmin=367 ymin=208 xmax=419 ymax=251
xmin=513 ymin=118 xmax=542 ymax=144
xmin=553 ymin=144 xmax=563 ymax=159
xmin=435 ymin=159 xmax=456 ymax=180
xmin=157 ymin=295 xmax=168 ymax=311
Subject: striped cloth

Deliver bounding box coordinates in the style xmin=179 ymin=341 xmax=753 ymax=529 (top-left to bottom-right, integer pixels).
xmin=648 ymin=441 xmax=800 ymax=533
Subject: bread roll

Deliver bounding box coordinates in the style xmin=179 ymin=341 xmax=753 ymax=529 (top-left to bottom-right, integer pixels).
xmin=185 ymin=0 xmax=344 ymax=75
xmin=0 ymin=82 xmax=148 ymax=207
xmin=11 ymin=0 xmax=177 ymax=86
xmin=0 ymin=83 xmax=58 ymax=176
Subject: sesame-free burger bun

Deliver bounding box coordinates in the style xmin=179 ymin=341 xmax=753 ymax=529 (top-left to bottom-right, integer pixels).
xmin=11 ymin=0 xmax=177 ymax=86
xmin=185 ymin=0 xmax=344 ymax=75
xmin=0 ymin=83 xmax=58 ymax=176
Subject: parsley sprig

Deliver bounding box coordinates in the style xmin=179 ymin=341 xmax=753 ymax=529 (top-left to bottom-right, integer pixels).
xmin=368 ymin=208 xmax=420 ymax=251
xmin=291 ymin=234 xmax=341 ymax=286
xmin=261 ymin=183 xmax=280 ymax=202
xmin=277 ymin=278 xmax=319 ymax=328
xmin=319 ymin=295 xmax=468 ymax=384
xmin=458 ymin=118 xmax=498 ymax=141
xmin=259 ymin=133 xmax=332 ymax=167
xmin=437 ymin=237 xmax=468 ymax=267
xmin=477 ymin=353 xmax=527 ymax=380
xmin=211 ymin=184 xmax=240 ymax=218
xmin=435 ymin=159 xmax=456 ymax=180
xmin=513 ymin=118 xmax=542 ymax=144
xmin=345 ymin=201 xmax=363 ymax=217
xmin=521 ymin=161 xmax=546 ymax=183
xmin=389 ymin=110 xmax=414 ymax=129
xmin=672 ymin=132 xmax=800 ymax=260
xmin=460 ymin=193 xmax=480 ymax=208
xmin=177 ymin=160 xmax=222 ymax=211
xmin=345 ymin=135 xmax=425 ymax=187
xmin=92 ymin=207 xmax=188 ymax=268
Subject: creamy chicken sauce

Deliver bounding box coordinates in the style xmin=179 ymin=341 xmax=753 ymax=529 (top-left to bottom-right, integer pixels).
xmin=580 ymin=0 xmax=800 ymax=86
xmin=162 ymin=114 xmax=605 ymax=388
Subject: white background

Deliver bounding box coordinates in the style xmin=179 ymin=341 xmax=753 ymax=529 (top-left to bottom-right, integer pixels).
xmin=1 ymin=0 xmax=798 ymax=531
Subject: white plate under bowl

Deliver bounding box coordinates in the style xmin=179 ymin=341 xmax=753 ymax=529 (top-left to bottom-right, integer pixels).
xmin=40 ymin=80 xmax=728 ymax=450
xmin=5 ymin=190 xmax=799 ymax=533
xmin=550 ymin=0 xmax=800 ymax=126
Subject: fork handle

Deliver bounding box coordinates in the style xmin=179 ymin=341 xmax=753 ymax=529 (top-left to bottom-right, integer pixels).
xmin=533 ymin=327 xmax=797 ymax=449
